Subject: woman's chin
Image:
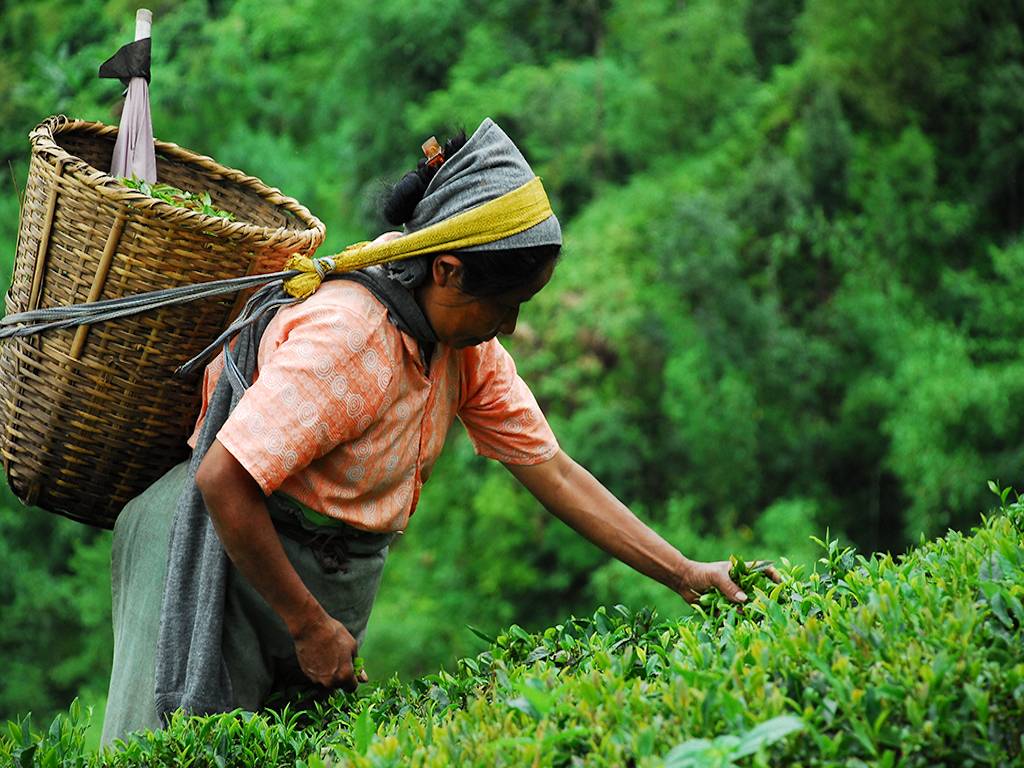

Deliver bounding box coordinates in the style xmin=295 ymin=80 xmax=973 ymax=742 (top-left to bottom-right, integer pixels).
xmin=454 ymin=335 xmax=494 ymax=348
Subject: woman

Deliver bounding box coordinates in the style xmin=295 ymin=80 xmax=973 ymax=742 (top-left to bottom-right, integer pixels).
xmin=102 ymin=118 xmax=779 ymax=743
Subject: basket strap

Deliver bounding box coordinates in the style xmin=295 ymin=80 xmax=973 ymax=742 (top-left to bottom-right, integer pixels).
xmin=216 ymin=287 xmax=300 ymax=388
xmin=0 ymin=269 xmax=298 ymax=343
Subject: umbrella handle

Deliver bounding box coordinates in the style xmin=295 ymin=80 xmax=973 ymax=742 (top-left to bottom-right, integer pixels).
xmin=135 ymin=9 xmax=152 ymax=41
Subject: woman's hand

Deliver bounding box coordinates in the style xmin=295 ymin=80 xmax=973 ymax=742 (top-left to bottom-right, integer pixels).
xmin=675 ymin=559 xmax=783 ymax=605
xmin=198 ymin=440 xmax=370 ymax=692
xmin=292 ymin=612 xmax=366 ymax=692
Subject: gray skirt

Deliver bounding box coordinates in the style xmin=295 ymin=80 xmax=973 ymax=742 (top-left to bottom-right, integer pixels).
xmin=101 ymin=460 xmax=392 ymax=745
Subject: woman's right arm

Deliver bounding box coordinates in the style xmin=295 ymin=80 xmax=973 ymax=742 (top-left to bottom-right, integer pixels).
xmin=196 ymin=438 xmax=363 ymax=692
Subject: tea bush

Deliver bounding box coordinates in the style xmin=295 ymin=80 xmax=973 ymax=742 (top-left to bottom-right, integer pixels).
xmin=4 ymin=498 xmax=1022 ymax=767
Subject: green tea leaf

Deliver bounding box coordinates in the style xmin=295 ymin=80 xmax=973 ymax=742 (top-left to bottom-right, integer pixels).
xmin=466 ymin=625 xmax=496 ymax=644
xmin=353 ymin=707 xmax=373 ymax=755
xmin=732 ymin=715 xmax=805 ymax=759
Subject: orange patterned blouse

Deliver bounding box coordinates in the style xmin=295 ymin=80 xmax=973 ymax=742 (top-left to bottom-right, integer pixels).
xmin=187 ymin=279 xmax=559 ymax=532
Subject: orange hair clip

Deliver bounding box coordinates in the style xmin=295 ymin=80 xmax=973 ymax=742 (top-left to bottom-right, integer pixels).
xmin=421 ymin=136 xmax=445 ymax=169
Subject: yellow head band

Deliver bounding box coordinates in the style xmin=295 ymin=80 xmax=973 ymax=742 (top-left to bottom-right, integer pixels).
xmin=283 ymin=176 xmax=554 ymax=300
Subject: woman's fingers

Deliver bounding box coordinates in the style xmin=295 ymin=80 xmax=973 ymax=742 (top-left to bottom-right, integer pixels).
xmin=749 ymin=560 xmax=783 ymax=584
xmin=334 ymin=656 xmax=358 ymax=693
xmin=332 ymin=630 xmax=360 ymax=692
xmin=679 ymin=561 xmax=745 ymax=603
xmin=714 ymin=564 xmax=748 ymax=604
xmin=294 ymin=614 xmax=363 ymax=692
xmin=680 ymin=559 xmax=785 ymax=605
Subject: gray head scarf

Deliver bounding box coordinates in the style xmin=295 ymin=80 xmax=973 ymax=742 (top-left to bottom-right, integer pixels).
xmin=385 ymin=117 xmax=562 ymax=288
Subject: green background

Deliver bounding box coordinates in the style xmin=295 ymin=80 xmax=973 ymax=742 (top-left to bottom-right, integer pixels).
xmin=1 ymin=0 xmax=1021 ymax=748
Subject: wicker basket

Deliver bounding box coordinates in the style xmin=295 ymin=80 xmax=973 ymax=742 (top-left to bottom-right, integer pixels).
xmin=0 ymin=115 xmax=326 ymax=528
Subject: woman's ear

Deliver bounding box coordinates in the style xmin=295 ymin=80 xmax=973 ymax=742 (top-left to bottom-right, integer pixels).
xmin=431 ymin=254 xmax=464 ymax=289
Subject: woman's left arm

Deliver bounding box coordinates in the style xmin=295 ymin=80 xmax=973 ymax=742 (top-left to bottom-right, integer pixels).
xmin=506 ymin=450 xmax=778 ymax=604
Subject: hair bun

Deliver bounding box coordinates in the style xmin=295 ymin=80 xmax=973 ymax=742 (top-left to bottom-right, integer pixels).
xmin=382 ymin=169 xmax=429 ymax=225
xmin=382 ymin=130 xmax=468 ymax=226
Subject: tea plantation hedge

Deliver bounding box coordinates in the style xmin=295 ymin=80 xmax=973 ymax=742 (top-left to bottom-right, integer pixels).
xmin=4 ymin=498 xmax=1023 ymax=767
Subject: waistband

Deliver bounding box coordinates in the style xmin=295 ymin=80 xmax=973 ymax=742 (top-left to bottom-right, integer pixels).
xmin=265 ymin=493 xmax=397 ymax=558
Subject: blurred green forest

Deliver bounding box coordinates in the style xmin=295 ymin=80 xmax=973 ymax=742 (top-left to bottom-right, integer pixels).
xmin=1 ymin=0 xmax=1022 ymax=741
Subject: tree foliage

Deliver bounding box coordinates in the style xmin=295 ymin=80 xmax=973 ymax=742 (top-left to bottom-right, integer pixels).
xmin=0 ymin=0 xmax=1021 ymax=734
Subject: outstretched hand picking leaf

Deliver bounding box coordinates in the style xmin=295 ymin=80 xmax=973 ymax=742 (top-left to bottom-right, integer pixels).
xmin=697 ymin=557 xmax=781 ymax=614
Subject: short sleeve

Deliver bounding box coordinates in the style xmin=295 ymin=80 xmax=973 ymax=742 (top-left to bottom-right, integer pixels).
xmin=217 ymin=299 xmax=394 ymax=495
xmin=457 ymin=339 xmax=559 ymax=465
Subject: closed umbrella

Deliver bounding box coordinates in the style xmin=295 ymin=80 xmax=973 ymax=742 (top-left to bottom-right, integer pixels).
xmin=99 ymin=8 xmax=156 ymax=182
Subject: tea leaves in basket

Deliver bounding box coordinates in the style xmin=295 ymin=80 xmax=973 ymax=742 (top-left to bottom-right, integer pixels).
xmin=121 ymin=177 xmax=235 ymax=220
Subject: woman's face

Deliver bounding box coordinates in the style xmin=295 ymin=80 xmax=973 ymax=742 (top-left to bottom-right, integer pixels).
xmin=418 ymin=254 xmax=554 ymax=348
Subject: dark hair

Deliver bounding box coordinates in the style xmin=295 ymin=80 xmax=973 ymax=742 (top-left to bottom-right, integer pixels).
xmin=382 ymin=130 xmax=560 ymax=298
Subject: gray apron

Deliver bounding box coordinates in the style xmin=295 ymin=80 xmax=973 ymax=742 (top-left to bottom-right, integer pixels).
xmin=101 ymin=460 xmax=392 ymax=744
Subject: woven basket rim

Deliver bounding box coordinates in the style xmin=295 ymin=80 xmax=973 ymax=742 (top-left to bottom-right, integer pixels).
xmin=30 ymin=114 xmax=326 ymax=248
